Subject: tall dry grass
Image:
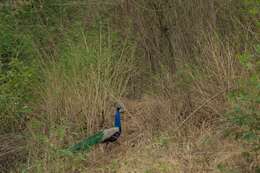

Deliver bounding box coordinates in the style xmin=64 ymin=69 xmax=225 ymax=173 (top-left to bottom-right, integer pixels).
xmin=23 ymin=29 xmax=136 ymax=172
xmin=0 ymin=134 xmax=26 ymax=173
xmin=2 ymin=0 xmax=258 ymax=172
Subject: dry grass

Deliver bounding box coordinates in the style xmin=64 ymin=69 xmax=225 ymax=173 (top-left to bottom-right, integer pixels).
xmin=0 ymin=134 xmax=26 ymax=173
xmin=22 ymin=87 xmax=258 ymax=173
xmin=71 ymin=97 xmax=255 ymax=173
xmin=1 ymin=1 xmax=258 ymax=172
xmin=20 ymin=31 xmax=258 ymax=173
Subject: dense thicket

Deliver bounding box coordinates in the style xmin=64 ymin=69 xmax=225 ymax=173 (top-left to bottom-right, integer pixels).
xmin=0 ymin=0 xmax=259 ymax=172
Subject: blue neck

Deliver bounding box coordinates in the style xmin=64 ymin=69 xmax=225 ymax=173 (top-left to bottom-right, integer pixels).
xmin=114 ymin=110 xmax=121 ymax=131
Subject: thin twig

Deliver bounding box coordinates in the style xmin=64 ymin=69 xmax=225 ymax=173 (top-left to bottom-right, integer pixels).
xmin=174 ymin=87 xmax=231 ymax=132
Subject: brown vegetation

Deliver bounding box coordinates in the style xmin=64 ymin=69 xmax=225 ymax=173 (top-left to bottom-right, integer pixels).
xmin=0 ymin=0 xmax=259 ymax=172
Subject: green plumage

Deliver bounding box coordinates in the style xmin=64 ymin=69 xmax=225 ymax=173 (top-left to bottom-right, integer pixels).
xmin=68 ymin=131 xmax=104 ymax=153
xmin=66 ymin=106 xmax=123 ymax=154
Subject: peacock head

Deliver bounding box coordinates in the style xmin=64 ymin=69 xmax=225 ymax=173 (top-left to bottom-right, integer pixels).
xmin=115 ymin=102 xmax=125 ymax=113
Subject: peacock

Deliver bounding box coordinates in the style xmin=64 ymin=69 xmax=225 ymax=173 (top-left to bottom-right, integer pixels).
xmin=68 ymin=103 xmax=124 ymax=153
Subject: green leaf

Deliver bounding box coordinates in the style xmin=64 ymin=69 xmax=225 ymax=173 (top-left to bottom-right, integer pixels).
xmin=249 ymin=7 xmax=259 ymax=16
xmin=256 ymin=83 xmax=260 ymax=89
xmin=57 ymin=127 xmax=66 ymax=138
xmin=241 ymin=131 xmax=257 ymax=142
xmin=256 ymin=97 xmax=260 ymax=103
xmin=238 ymin=53 xmax=251 ymax=66
xmin=234 ymin=106 xmax=241 ymax=113
xmin=256 ymin=44 xmax=260 ymax=55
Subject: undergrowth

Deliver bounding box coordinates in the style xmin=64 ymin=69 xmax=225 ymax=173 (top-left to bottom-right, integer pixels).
xmin=0 ymin=1 xmax=259 ymax=173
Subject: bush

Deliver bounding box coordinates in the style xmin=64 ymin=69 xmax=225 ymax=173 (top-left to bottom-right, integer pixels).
xmin=226 ymin=44 xmax=260 ymax=172
xmin=0 ymin=57 xmax=39 ymax=133
xmin=0 ymin=7 xmax=40 ymax=133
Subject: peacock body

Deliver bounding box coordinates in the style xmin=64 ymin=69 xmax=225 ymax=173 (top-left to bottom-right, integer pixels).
xmin=68 ymin=104 xmax=123 ymax=153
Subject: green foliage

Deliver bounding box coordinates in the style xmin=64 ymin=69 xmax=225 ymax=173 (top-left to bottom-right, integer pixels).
xmin=22 ymin=17 xmax=136 ymax=171
xmin=241 ymin=0 xmax=260 ymax=16
xmin=0 ymin=6 xmax=40 ymax=133
xmin=0 ymin=58 xmax=39 ymax=133
xmin=217 ymin=163 xmax=239 ymax=173
xmin=226 ymin=45 xmax=260 ymax=172
xmin=0 ymin=0 xmax=258 ymax=172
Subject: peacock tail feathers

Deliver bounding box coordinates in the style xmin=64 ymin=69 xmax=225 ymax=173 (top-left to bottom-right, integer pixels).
xmin=67 ymin=127 xmax=121 ymax=153
xmin=67 ymin=105 xmax=123 ymax=154
xmin=68 ymin=131 xmax=104 ymax=153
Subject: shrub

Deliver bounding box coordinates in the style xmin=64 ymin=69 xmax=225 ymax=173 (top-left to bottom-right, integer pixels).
xmin=0 ymin=7 xmax=40 ymax=133
xmin=226 ymin=44 xmax=260 ymax=172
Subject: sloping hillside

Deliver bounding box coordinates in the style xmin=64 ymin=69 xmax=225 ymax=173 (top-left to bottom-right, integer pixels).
xmin=0 ymin=1 xmax=259 ymax=173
